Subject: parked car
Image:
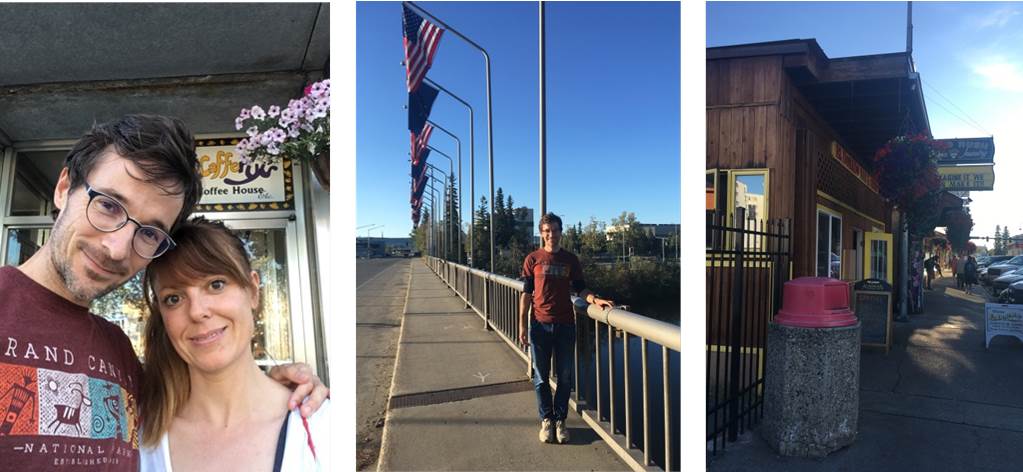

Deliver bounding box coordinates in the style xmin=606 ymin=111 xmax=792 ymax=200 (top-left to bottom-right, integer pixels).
xmin=982 ymin=255 xmax=1023 ymax=286
xmin=991 ymin=268 xmax=1023 ymax=295
xmin=979 ymin=255 xmax=1013 ymax=270
xmin=1004 ymin=278 xmax=1023 ymax=304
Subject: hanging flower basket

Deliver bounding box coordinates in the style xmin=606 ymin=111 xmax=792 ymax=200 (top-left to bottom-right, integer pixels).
xmin=233 ymin=79 xmax=330 ymax=191
xmin=945 ymin=210 xmax=974 ymax=253
xmin=872 ymin=134 xmax=947 ymax=236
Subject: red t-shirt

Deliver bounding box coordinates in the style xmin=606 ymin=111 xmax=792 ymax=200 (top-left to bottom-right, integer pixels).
xmin=0 ymin=266 xmax=142 ymax=471
xmin=521 ymin=248 xmax=584 ymax=324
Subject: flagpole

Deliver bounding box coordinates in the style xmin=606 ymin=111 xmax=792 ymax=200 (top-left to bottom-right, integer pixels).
xmin=427 ymin=163 xmax=450 ymax=260
xmin=423 ymin=79 xmax=472 ymax=268
xmin=427 ymin=144 xmax=456 ymax=261
xmin=405 ymin=1 xmax=496 ymax=276
xmin=425 ymin=119 xmax=463 ymax=264
xmin=539 ymin=0 xmax=547 ymax=217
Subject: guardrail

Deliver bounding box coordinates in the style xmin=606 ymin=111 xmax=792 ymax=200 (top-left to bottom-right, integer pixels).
xmin=424 ymin=256 xmax=680 ymax=471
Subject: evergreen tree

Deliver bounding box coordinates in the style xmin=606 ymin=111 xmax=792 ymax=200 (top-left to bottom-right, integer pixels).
xmin=472 ymin=196 xmax=490 ymax=269
xmin=444 ymin=174 xmax=461 ymax=262
xmin=504 ymin=195 xmax=519 ymax=249
xmin=493 ymin=188 xmax=507 ymax=247
xmin=1004 ymin=226 xmax=1013 ymax=254
xmin=994 ymin=224 xmax=1002 ymax=253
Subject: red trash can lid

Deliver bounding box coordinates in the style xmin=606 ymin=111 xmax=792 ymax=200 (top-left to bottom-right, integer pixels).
xmin=774 ymin=277 xmax=857 ymax=328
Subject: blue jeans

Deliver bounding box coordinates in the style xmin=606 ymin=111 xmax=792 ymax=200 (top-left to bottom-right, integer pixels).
xmin=529 ymin=320 xmax=576 ymax=421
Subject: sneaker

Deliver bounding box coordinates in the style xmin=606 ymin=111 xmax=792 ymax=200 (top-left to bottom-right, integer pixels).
xmin=555 ymin=420 xmax=569 ymax=444
xmin=539 ymin=418 xmax=554 ymax=443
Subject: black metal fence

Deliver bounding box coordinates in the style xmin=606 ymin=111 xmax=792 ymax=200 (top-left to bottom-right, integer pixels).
xmin=706 ymin=207 xmax=791 ymax=454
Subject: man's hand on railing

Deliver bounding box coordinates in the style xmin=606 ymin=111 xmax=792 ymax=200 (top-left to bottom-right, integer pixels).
xmin=584 ymin=291 xmax=615 ymax=310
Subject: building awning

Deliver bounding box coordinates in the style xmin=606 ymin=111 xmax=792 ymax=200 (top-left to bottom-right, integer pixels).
xmin=0 ymin=3 xmax=328 ymax=145
xmin=709 ymin=39 xmax=931 ymax=170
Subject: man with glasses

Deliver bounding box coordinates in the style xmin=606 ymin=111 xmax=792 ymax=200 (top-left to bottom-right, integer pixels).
xmin=0 ymin=115 xmax=326 ymax=470
xmin=517 ymin=213 xmax=614 ymax=444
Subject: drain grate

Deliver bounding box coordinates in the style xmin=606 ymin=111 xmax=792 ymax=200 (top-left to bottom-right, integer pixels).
xmin=389 ymin=380 xmax=533 ymax=409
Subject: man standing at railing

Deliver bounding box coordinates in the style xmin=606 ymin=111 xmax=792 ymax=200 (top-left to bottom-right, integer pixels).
xmin=518 ymin=213 xmax=614 ymax=444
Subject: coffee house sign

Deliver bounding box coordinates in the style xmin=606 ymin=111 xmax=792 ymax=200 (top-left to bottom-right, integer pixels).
xmin=194 ymin=138 xmax=295 ymax=212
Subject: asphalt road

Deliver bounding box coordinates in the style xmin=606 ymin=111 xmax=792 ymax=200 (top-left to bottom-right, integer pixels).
xmin=355 ymin=257 xmax=411 ymax=470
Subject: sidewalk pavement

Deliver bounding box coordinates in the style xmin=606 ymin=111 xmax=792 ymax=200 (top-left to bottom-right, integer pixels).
xmin=709 ymin=274 xmax=1023 ymax=471
xmin=377 ymin=259 xmax=628 ymax=471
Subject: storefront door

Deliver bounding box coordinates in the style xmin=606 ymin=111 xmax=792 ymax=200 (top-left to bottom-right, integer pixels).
xmin=864 ymin=231 xmax=894 ymax=283
xmin=219 ymin=217 xmax=314 ymax=370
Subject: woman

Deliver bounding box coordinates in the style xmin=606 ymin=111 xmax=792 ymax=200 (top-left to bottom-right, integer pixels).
xmin=139 ymin=217 xmax=329 ymax=471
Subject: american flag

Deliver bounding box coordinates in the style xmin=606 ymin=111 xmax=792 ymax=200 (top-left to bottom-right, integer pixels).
xmin=412 ymin=147 xmax=430 ymax=182
xmin=411 ymin=170 xmax=428 ymax=205
xmin=410 ymin=123 xmax=434 ymax=166
xmin=403 ymin=4 xmax=444 ymax=93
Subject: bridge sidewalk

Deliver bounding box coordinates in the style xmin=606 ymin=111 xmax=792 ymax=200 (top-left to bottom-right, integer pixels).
xmin=377 ymin=259 xmax=628 ymax=471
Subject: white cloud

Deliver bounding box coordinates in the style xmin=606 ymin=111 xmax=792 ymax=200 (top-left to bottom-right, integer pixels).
xmin=972 ymin=60 xmax=1023 ymax=93
xmin=971 ymin=6 xmax=1021 ymax=29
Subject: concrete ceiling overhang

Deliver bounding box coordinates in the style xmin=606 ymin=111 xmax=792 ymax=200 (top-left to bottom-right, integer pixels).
xmin=0 ymin=3 xmax=328 ymax=144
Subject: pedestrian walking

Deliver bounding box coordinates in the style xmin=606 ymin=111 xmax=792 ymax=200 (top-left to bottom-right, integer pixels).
xmin=924 ymin=255 xmax=935 ymax=290
xmin=963 ymin=255 xmax=978 ymax=294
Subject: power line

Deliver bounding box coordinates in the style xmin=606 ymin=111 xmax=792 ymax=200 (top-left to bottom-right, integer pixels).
xmin=921 ymin=79 xmax=993 ymax=136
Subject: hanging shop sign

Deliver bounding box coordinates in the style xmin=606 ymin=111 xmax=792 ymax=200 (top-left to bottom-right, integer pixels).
xmin=195 ymin=138 xmax=295 ymax=212
xmin=937 ymin=164 xmax=995 ymax=191
xmin=933 ymin=137 xmax=995 ymax=165
xmin=831 ymin=142 xmax=879 ymax=193
xmin=985 ymin=303 xmax=1023 ymax=348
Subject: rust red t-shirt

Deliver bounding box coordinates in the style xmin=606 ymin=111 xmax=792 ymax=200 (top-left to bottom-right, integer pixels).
xmin=0 ymin=266 xmax=141 ymax=471
xmin=521 ymin=248 xmax=584 ymax=324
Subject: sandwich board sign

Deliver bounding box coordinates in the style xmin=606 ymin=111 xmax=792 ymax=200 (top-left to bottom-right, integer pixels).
xmin=984 ymin=303 xmax=1023 ymax=348
xmin=854 ymin=279 xmax=893 ymax=353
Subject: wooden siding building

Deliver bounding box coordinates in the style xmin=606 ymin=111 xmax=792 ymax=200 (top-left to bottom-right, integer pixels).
xmin=707 ymin=39 xmax=931 ymax=283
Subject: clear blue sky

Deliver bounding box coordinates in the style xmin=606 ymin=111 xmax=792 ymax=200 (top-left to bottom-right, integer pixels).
xmin=710 ymin=2 xmax=1023 ymax=246
xmin=357 ymin=1 xmax=680 ymax=237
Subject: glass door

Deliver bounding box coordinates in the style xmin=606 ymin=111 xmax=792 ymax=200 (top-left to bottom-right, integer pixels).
xmin=864 ymin=231 xmax=894 ymax=283
xmin=220 ymin=218 xmax=310 ymax=369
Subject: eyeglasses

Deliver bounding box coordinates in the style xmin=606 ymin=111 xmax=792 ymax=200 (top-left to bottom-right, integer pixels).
xmin=84 ymin=183 xmax=176 ymax=259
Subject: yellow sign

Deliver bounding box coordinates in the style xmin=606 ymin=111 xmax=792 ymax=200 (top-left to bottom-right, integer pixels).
xmin=938 ymin=164 xmax=995 ymax=191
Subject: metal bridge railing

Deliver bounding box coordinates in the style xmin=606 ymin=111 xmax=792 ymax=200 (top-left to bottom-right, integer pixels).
xmin=424 ymin=256 xmax=680 ymax=471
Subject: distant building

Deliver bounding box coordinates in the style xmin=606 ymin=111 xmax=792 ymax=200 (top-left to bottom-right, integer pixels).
xmin=606 ymin=223 xmax=679 ymax=240
xmin=514 ymin=207 xmax=535 ymax=241
xmin=1009 ymin=234 xmax=1023 ymax=256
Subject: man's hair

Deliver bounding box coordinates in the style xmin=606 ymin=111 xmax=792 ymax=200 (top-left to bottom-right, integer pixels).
xmin=139 ymin=217 xmax=259 ymax=447
xmin=63 ymin=114 xmax=202 ymax=231
xmin=538 ymin=212 xmax=562 ymax=231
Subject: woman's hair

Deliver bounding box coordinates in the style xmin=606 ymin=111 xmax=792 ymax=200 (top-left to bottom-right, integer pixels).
xmin=139 ymin=217 xmax=258 ymax=447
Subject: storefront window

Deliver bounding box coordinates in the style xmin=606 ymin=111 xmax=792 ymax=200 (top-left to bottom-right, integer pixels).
xmin=9 ymin=151 xmax=62 ymax=217
xmin=729 ymin=171 xmax=768 ymax=249
xmin=4 ymin=228 xmax=51 ymax=265
xmin=235 ymin=227 xmax=294 ymax=366
xmin=816 ymin=209 xmax=842 ymax=279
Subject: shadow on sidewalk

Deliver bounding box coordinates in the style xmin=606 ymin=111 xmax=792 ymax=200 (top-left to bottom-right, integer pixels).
xmin=709 ymin=274 xmax=1023 ymax=471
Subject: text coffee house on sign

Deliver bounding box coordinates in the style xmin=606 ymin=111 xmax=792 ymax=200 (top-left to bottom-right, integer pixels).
xmin=0 ymin=3 xmax=330 ymax=381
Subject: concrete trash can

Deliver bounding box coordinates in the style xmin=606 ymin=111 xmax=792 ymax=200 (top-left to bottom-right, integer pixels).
xmin=762 ymin=277 xmax=860 ymax=457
